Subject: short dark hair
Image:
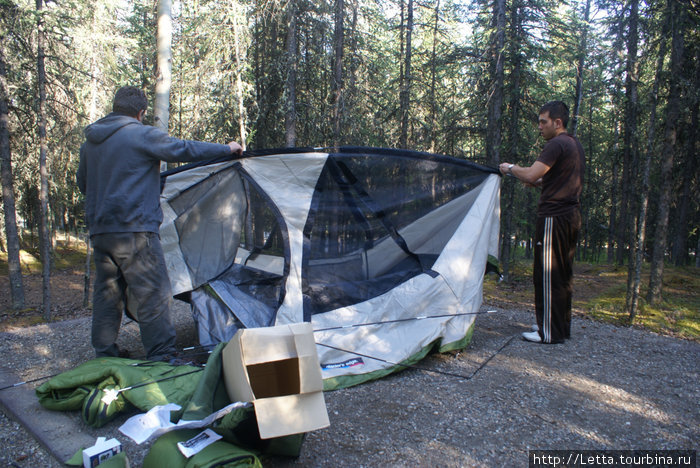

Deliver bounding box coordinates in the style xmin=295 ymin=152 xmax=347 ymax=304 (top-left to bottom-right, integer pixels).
xmin=539 ymin=101 xmax=569 ymax=128
xmin=112 ymin=86 xmax=148 ymax=117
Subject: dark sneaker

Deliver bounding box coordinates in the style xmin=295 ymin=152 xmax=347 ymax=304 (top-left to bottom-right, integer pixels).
xmin=167 ymin=356 xmax=197 ymax=367
xmin=150 ymin=352 xmax=196 ymax=367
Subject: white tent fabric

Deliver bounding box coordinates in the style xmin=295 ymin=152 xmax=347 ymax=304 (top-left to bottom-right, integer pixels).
xmin=240 ymin=153 xmax=328 ymax=324
xmin=159 ymin=148 xmax=501 ymax=388
xmin=313 ymin=175 xmax=500 ymax=380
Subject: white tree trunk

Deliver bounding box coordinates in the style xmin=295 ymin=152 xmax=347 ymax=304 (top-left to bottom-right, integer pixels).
xmin=155 ymin=0 xmax=173 ymax=171
xmin=233 ymin=0 xmax=247 ymax=150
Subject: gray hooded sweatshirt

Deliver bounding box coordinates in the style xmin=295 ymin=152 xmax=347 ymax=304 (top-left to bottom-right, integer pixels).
xmin=77 ymin=113 xmax=232 ymax=235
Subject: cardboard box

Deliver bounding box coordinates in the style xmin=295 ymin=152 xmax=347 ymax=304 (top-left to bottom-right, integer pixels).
xmin=222 ymin=323 xmax=330 ymax=439
xmin=82 ymin=437 xmax=122 ymax=468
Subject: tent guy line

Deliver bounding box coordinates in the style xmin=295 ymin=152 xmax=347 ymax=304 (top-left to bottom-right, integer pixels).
xmin=0 ymin=311 xmax=505 ymax=392
xmin=123 ymin=308 xmax=498 ymax=335
xmin=0 ymin=373 xmax=64 ymax=392
xmin=313 ymin=309 xmax=498 ymax=332
xmin=99 ymin=368 xmax=204 ymax=406
xmin=1 ymin=333 xmax=516 ymax=396
xmin=178 ymin=309 xmax=502 ymax=352
xmin=317 ymin=332 xmax=518 ymax=382
xmin=178 ymin=310 xmax=502 ymax=354
xmin=0 ymin=360 xmax=205 ymax=393
xmin=0 ymin=363 xmax=155 ymax=392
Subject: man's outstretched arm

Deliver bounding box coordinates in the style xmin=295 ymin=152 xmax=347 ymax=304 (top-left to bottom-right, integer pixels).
xmin=498 ymin=161 xmax=550 ymax=185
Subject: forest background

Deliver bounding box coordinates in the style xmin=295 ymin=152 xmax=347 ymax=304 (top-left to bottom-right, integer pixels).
xmin=0 ymin=0 xmax=698 ymax=335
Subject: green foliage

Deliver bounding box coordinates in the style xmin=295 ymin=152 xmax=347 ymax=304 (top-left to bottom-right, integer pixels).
xmin=0 ymin=233 xmax=86 ymax=276
xmin=485 ymin=257 xmax=699 ymax=341
xmin=582 ymin=265 xmax=700 ymax=340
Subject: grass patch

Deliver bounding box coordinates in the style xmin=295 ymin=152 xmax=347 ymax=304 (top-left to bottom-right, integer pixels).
xmin=0 ymin=309 xmax=47 ymax=328
xmin=487 ymin=258 xmax=700 ymax=342
xmin=579 ymin=265 xmax=700 ymax=340
xmin=0 ymin=234 xmax=89 ymax=276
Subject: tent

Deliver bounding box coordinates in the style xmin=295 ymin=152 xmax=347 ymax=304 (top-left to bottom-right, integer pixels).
xmin=159 ymin=147 xmax=501 ymax=390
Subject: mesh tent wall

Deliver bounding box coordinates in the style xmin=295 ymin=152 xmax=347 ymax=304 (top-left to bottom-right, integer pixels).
xmin=159 ymin=147 xmax=501 ymax=389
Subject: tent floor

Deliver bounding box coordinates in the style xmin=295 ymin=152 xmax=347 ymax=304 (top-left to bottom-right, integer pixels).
xmin=1 ymin=303 xmax=698 ymax=467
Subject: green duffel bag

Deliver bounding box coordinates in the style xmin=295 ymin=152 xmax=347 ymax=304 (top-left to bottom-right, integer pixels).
xmin=143 ymin=429 xmax=262 ymax=468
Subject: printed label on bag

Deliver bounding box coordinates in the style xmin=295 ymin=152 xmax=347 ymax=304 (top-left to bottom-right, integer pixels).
xmin=177 ymin=429 xmax=222 ymax=458
xmin=321 ymin=357 xmax=364 ymax=370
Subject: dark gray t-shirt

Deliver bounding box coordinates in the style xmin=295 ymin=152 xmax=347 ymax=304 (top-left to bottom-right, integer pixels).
xmin=536 ymin=132 xmax=585 ymax=217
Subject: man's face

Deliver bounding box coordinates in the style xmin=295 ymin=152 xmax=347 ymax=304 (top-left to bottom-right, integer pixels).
xmin=538 ymin=112 xmax=559 ymax=141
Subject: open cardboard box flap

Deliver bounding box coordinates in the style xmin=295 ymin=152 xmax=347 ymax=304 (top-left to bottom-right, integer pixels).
xmin=222 ymin=323 xmax=330 ymax=439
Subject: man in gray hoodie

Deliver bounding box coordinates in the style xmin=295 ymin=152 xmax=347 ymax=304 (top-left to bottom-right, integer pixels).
xmin=78 ymin=86 xmax=242 ymax=362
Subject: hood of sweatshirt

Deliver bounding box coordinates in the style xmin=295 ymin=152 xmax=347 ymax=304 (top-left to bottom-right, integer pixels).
xmin=84 ymin=112 xmax=141 ymax=144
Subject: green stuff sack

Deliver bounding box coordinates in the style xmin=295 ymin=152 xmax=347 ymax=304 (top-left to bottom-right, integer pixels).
xmin=181 ymin=344 xmax=306 ymax=458
xmin=143 ymin=429 xmax=261 ymax=468
xmin=36 ymin=357 xmax=202 ymax=427
xmin=216 ymin=405 xmax=305 ymax=458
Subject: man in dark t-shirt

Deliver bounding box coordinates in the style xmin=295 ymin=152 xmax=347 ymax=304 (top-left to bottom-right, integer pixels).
xmin=499 ymin=101 xmax=585 ymax=343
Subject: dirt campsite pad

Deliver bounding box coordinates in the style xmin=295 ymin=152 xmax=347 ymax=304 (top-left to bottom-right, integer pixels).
xmin=0 ymin=300 xmax=698 ymax=467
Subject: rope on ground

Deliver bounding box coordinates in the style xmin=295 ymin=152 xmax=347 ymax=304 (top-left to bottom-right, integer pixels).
xmin=317 ymin=333 xmax=518 ymax=382
xmin=0 ymin=373 xmax=62 ymax=392
xmin=313 ymin=310 xmax=498 ymax=332
xmin=466 ymin=334 xmax=518 ymax=380
xmin=0 ymin=358 xmax=207 ymax=392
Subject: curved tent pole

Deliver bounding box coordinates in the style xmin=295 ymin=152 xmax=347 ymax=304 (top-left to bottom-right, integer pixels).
xmin=330 ymin=157 xmax=438 ymax=278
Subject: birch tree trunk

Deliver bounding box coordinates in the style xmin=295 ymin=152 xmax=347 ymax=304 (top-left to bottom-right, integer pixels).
xmin=399 ymin=0 xmax=413 ymax=149
xmin=37 ymin=0 xmax=51 ymax=320
xmin=285 ymin=0 xmax=297 ymax=148
xmin=232 ymin=0 xmax=247 ymax=150
xmin=486 ymin=0 xmax=506 ymax=166
xmin=428 ymin=0 xmax=440 ymax=153
xmin=607 ymin=22 xmax=626 ymax=264
xmin=155 ymin=0 xmax=172 ymax=171
xmin=0 ymin=40 xmax=25 ymax=309
xmin=648 ymin=0 xmax=686 ymax=304
xmin=83 ymin=12 xmax=101 ymax=307
xmin=571 ymin=0 xmax=590 ymax=137
xmin=348 ymin=0 xmax=358 ymax=113
xmin=332 ymin=0 xmax=344 ymax=146
xmin=607 ymin=121 xmax=620 ymax=264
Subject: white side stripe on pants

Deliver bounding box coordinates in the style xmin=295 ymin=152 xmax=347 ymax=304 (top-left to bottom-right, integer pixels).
xmin=543 ymin=217 xmax=553 ymax=343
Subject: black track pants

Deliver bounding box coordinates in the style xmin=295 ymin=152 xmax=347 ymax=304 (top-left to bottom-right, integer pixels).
xmin=533 ymin=210 xmax=581 ymax=343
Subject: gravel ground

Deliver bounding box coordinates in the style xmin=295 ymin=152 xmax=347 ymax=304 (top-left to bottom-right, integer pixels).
xmin=0 ymin=301 xmax=698 ymax=467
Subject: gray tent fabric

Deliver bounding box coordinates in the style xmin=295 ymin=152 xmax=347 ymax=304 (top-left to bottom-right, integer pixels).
xmin=190 ymin=287 xmax=243 ymax=348
xmin=160 ymin=147 xmax=500 ymax=388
